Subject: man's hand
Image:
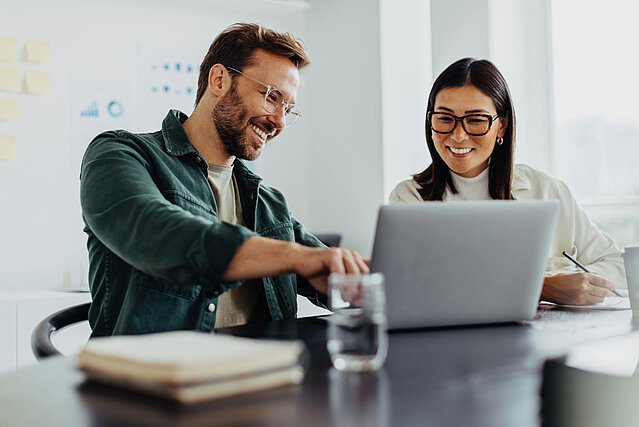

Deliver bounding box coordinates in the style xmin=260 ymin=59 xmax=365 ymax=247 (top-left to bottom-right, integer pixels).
xmin=541 ymin=272 xmax=616 ymax=305
xmin=292 ymin=246 xmax=369 ymax=294
xmin=220 ymin=237 xmax=369 ymax=294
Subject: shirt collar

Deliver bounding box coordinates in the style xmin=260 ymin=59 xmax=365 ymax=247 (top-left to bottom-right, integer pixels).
xmin=161 ymin=109 xmax=199 ymax=157
xmin=512 ymin=165 xmax=531 ymax=192
xmin=233 ymin=158 xmax=262 ymax=183
xmin=443 ymin=165 xmax=530 ymax=199
xmin=450 ymin=166 xmax=490 ymax=185
xmin=161 ymin=109 xmax=262 ymax=183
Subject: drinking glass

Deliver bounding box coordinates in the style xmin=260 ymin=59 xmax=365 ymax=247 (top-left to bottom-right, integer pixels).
xmin=326 ymin=273 xmax=387 ymax=372
xmin=623 ymin=246 xmax=639 ymax=319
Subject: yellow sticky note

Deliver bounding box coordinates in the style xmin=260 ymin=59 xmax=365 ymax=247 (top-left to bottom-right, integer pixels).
xmin=0 ymin=98 xmax=20 ymax=120
xmin=25 ymin=39 xmax=51 ymax=63
xmin=24 ymin=70 xmax=51 ymax=95
xmin=0 ymin=38 xmax=18 ymax=62
xmin=0 ymin=67 xmax=20 ymax=92
xmin=0 ymin=135 xmax=17 ymax=160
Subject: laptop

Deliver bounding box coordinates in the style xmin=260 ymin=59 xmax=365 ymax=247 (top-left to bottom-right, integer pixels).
xmin=370 ymin=201 xmax=560 ymax=329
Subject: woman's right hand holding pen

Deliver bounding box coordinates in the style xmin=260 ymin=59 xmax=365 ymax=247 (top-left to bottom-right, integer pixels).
xmin=541 ymin=272 xmax=617 ymax=305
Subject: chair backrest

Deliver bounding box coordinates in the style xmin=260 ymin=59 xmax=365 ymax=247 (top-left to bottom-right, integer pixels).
xmin=31 ymin=302 xmax=91 ymax=360
xmin=314 ymin=233 xmax=342 ymax=248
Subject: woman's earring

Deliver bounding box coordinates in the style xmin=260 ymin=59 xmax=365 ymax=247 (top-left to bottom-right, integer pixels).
xmin=496 ymin=137 xmax=504 ymax=146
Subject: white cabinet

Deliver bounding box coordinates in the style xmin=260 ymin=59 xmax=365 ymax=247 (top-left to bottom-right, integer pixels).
xmin=0 ymin=290 xmax=91 ymax=374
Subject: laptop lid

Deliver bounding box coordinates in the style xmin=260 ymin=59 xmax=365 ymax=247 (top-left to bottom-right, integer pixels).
xmin=370 ymin=201 xmax=560 ymax=330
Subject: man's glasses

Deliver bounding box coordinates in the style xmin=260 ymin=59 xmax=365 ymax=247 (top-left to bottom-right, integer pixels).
xmin=227 ymin=67 xmax=301 ymax=127
xmin=428 ymin=111 xmax=500 ymax=136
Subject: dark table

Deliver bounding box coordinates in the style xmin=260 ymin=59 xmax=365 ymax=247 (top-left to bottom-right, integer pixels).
xmin=0 ymin=307 xmax=634 ymax=427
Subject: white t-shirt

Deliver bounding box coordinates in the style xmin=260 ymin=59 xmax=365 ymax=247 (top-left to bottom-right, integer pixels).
xmin=448 ymin=166 xmax=491 ymax=200
xmin=207 ymin=163 xmax=260 ymax=328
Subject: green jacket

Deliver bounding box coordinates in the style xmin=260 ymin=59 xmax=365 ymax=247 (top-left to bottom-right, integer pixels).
xmin=80 ymin=110 xmax=326 ymax=336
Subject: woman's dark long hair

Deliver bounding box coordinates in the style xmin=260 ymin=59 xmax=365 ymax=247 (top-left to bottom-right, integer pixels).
xmin=413 ymin=58 xmax=516 ymax=200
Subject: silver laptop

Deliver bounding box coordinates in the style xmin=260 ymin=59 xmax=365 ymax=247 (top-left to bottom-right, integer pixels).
xmin=370 ymin=201 xmax=560 ymax=329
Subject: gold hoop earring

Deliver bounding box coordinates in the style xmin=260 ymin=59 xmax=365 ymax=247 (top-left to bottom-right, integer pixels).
xmin=496 ymin=137 xmax=504 ymax=146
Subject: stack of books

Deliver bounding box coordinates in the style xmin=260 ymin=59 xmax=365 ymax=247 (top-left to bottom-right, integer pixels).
xmin=77 ymin=331 xmax=305 ymax=404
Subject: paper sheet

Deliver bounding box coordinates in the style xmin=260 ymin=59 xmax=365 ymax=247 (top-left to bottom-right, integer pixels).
xmin=0 ymin=37 xmax=18 ymax=62
xmin=0 ymin=67 xmax=20 ymax=92
xmin=0 ymin=135 xmax=17 ymax=160
xmin=25 ymin=39 xmax=51 ymax=63
xmin=0 ymin=98 xmax=20 ymax=120
xmin=24 ymin=70 xmax=50 ymax=94
xmin=540 ymin=296 xmax=631 ymax=311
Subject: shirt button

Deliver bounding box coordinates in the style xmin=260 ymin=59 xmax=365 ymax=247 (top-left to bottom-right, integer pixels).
xmin=207 ymin=303 xmax=216 ymax=312
xmin=195 ymin=156 xmax=202 ymax=163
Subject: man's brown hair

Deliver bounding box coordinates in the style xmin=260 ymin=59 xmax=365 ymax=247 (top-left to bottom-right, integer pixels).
xmin=195 ymin=23 xmax=311 ymax=105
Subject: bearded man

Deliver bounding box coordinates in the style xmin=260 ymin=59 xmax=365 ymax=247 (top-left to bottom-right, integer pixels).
xmin=80 ymin=23 xmax=367 ymax=336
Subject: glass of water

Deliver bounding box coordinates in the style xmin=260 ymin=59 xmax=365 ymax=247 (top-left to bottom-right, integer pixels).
xmin=327 ymin=273 xmax=387 ymax=372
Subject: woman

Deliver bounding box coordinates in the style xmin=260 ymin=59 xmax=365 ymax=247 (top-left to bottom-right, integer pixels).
xmin=389 ymin=58 xmax=625 ymax=306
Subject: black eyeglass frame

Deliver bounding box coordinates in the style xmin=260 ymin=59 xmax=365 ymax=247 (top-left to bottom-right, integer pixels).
xmin=427 ymin=111 xmax=501 ymax=136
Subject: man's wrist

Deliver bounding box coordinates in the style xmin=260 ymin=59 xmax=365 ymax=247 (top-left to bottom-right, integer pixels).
xmin=286 ymin=241 xmax=311 ymax=275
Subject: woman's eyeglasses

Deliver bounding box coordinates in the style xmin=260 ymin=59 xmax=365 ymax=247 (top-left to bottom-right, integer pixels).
xmin=428 ymin=111 xmax=500 ymax=136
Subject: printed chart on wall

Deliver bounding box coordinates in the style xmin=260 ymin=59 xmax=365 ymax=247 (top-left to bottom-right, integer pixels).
xmin=136 ymin=43 xmax=199 ymax=131
xmin=70 ymin=81 xmax=134 ymax=171
xmin=69 ymin=43 xmax=200 ymax=169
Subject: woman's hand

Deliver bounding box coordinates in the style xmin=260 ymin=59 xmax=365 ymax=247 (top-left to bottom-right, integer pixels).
xmin=541 ymin=272 xmax=616 ymax=305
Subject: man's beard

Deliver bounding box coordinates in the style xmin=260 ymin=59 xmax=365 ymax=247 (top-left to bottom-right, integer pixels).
xmin=213 ymin=82 xmax=260 ymax=161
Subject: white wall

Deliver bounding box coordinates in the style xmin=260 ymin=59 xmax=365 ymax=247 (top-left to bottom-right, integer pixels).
xmin=1 ymin=0 xmax=437 ymax=290
xmin=430 ymin=0 xmax=490 ymax=76
xmin=0 ymin=0 xmax=308 ymax=291
xmin=380 ymin=0 xmax=432 ymax=201
xmin=429 ymin=0 xmax=554 ymax=173
xmin=304 ymin=0 xmax=385 ymax=257
xmin=489 ymin=0 xmax=554 ymax=172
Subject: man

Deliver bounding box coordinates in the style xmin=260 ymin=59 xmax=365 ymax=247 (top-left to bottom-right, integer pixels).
xmin=80 ymin=23 xmax=368 ymax=336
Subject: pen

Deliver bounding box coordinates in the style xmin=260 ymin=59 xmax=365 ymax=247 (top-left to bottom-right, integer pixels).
xmin=561 ymin=251 xmax=623 ymax=297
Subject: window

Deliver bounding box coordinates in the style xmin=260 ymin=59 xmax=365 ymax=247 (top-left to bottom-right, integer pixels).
xmin=551 ymin=0 xmax=639 ymax=247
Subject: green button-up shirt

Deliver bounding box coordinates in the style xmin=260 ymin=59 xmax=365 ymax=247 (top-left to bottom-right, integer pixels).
xmin=80 ymin=110 xmax=325 ymax=336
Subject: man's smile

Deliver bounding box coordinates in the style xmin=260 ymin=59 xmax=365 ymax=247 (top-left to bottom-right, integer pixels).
xmin=250 ymin=123 xmax=275 ymax=144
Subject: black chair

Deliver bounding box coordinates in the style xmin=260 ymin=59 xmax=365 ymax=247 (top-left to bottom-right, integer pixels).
xmin=314 ymin=233 xmax=342 ymax=248
xmin=31 ymin=302 xmax=91 ymax=360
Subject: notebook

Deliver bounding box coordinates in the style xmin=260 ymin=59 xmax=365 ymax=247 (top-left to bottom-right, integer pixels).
xmin=77 ymin=331 xmax=305 ymax=403
xmin=370 ymin=201 xmax=560 ymax=329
